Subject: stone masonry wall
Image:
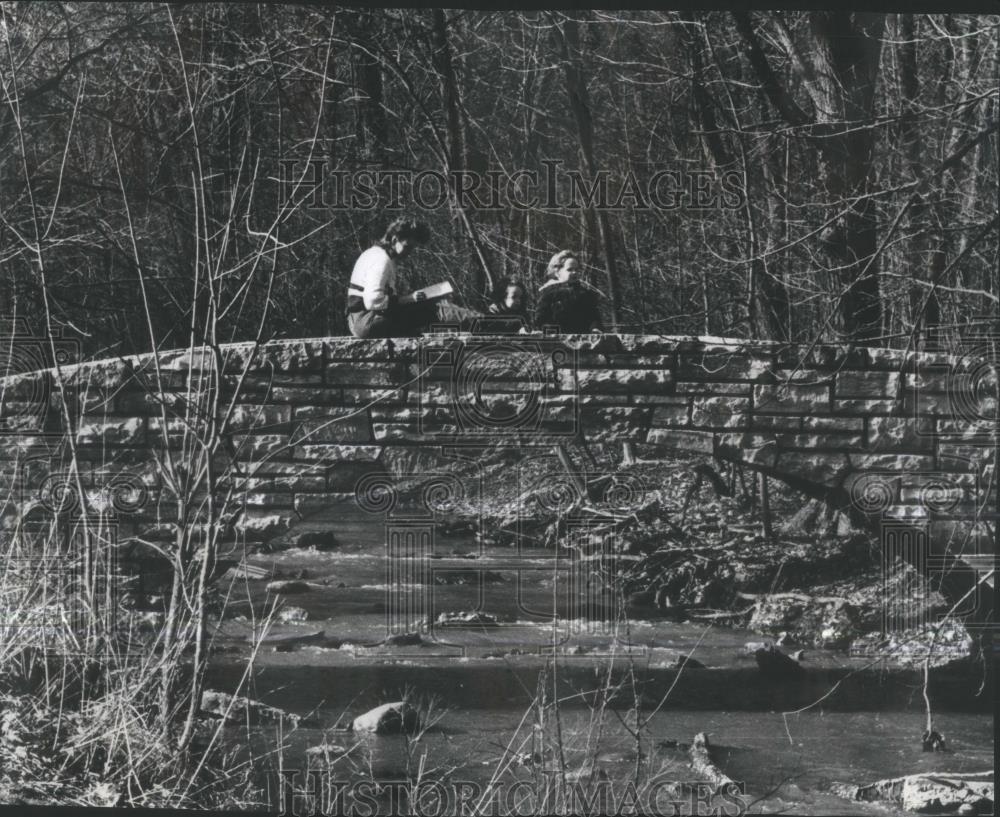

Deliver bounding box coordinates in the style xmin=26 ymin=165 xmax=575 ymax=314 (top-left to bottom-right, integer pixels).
xmin=0 ymin=335 xmax=995 ymax=572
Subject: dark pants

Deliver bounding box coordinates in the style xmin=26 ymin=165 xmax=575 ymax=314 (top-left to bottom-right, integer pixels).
xmin=348 ymin=301 xmax=483 ymax=339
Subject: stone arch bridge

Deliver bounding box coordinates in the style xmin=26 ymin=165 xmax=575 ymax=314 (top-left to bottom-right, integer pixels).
xmin=1 ymin=333 xmax=995 ymax=620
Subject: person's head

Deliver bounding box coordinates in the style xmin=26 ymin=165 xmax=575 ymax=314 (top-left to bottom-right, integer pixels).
xmin=380 ymin=217 xmax=431 ymax=260
xmin=503 ymin=283 xmax=525 ymax=312
xmin=544 ymin=250 xmax=580 ymax=284
xmin=495 ymin=277 xmax=526 ymax=312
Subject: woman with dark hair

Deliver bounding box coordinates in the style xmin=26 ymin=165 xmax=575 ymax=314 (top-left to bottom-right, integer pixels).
xmin=346 ymin=217 xmax=482 ymax=338
xmin=486 ymin=276 xmax=530 ymax=332
xmin=534 ymin=250 xmax=604 ymax=333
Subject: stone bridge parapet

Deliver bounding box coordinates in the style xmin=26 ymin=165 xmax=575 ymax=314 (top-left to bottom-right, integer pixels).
xmin=1 ymin=333 xmax=995 ymax=609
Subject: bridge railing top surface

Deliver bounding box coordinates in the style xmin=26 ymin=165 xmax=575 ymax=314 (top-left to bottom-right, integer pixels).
xmin=1 ymin=334 xmax=991 ymax=385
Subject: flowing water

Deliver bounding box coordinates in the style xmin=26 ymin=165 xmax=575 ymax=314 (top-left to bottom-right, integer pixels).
xmin=201 ymin=502 xmax=992 ymax=815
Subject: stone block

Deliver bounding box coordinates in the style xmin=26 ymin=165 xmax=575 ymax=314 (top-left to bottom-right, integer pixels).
xmin=291 ymin=414 xmax=371 ymax=444
xmin=253 ymin=340 xmax=326 ymax=372
xmin=67 ymin=359 xmax=131 ymax=391
xmin=230 ymin=462 xmax=323 ymax=478
xmin=866 ymin=347 xmax=915 ymax=371
xmin=326 ymin=363 xmax=403 ymax=387
xmin=116 ymin=390 xmax=188 ymax=414
xmin=775 ymin=433 xmax=865 ymax=450
xmin=239 ymin=492 xmax=295 ymax=508
xmin=580 ymin=407 xmax=651 ymax=440
xmin=242 ymin=373 xmax=324 ymax=390
xmin=904 ymin=366 xmax=952 ymax=393
xmin=294 ymin=493 xmax=354 ymax=516
xmin=632 ymin=395 xmax=689 ymax=405
xmin=776 ymin=344 xmax=867 ymax=370
xmin=226 ymin=404 xmax=292 ymax=432
xmin=76 ymin=416 xmax=144 ymax=445
xmin=604 ymin=353 xmax=676 ymax=369
xmin=689 ymin=397 xmax=751 ymax=429
xmin=647 ymin=428 xmax=713 ymax=453
xmin=776 ymin=452 xmax=850 ymax=486
xmin=147 ymin=416 xmax=193 ymax=437
xmin=902 ymin=391 xmax=954 ymax=415
xmin=340 ymin=386 xmax=407 ymax=406
xmin=372 ymin=424 xmax=437 ymax=442
xmin=677 ymin=352 xmax=772 ymax=381
xmin=674 ymin=382 xmax=751 ymax=396
xmin=835 ymin=371 xmax=900 ymax=399
xmin=801 ymin=416 xmax=864 ymax=432
xmin=832 ymin=398 xmax=900 ymax=416
xmin=323 ymin=339 xmax=397 ymax=362
xmin=760 ymin=368 xmax=834 ymax=386
xmin=753 ymin=383 xmax=830 ymax=413
xmin=574 ymin=368 xmax=673 ymax=394
xmin=716 ymin=432 xmax=779 ymax=468
xmin=576 ymin=394 xmax=628 ymax=406
xmin=229 ymin=474 xmax=326 ymax=493
xmin=868 ymin=416 xmax=935 ymax=453
xmin=747 ymin=415 xmax=801 ymax=431
xmin=849 ymin=454 xmax=937 ymax=471
xmin=230 ymin=434 xmax=291 ymax=459
xmin=294 ymin=444 xmax=382 ymax=462
xmin=158 ymin=348 xmax=215 ymax=373
xmin=651 ymin=403 xmax=690 ymax=426
xmin=233 ymin=510 xmax=293 ymax=540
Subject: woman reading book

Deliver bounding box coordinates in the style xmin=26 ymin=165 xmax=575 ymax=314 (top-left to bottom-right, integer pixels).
xmin=346 ymin=218 xmax=482 ymax=338
xmin=534 ymin=250 xmax=605 ymax=333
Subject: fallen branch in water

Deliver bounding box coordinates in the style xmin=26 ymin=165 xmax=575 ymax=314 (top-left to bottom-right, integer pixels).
xmin=830 ymin=770 xmax=993 ymax=812
xmin=688 ymin=732 xmax=739 ymax=795
xmin=736 ymin=590 xmax=851 ymax=604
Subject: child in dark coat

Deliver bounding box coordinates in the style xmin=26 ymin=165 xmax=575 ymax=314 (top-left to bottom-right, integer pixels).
xmin=534 ymin=250 xmax=604 ymax=333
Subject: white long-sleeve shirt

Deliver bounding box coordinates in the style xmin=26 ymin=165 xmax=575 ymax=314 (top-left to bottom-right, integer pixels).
xmin=348 ymin=246 xmax=396 ymax=312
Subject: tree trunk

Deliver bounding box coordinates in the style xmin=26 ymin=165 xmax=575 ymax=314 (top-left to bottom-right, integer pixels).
xmin=556 ymin=15 xmax=622 ymax=329
xmin=353 ymin=11 xmax=386 ymax=162
xmin=807 ymin=12 xmax=886 ymax=343
xmin=734 ymin=11 xmax=886 ymax=343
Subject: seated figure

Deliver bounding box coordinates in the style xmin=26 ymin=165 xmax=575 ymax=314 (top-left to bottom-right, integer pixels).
xmin=346 ymin=217 xmax=482 ymax=338
xmin=534 ymin=250 xmax=605 ymax=334
xmin=484 ymin=276 xmax=531 ymax=333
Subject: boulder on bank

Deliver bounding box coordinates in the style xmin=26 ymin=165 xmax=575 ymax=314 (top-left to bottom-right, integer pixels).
xmin=753 ymin=644 xmax=804 ymax=679
xmin=351 ymin=701 xmax=421 ymax=735
xmin=276 ymin=606 xmax=309 ymax=623
xmin=286 ymin=530 xmax=339 ymax=550
xmin=748 ymin=592 xmax=861 ymax=649
xmin=832 ymin=771 xmax=993 ymax=814
xmin=850 ymin=623 xmax=974 ymax=670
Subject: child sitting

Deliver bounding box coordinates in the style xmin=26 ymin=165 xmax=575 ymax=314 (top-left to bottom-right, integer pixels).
xmin=534 ymin=250 xmax=605 ymax=334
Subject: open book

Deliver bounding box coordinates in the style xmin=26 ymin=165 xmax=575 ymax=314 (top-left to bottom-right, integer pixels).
xmin=398 ymin=281 xmax=453 ymax=305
